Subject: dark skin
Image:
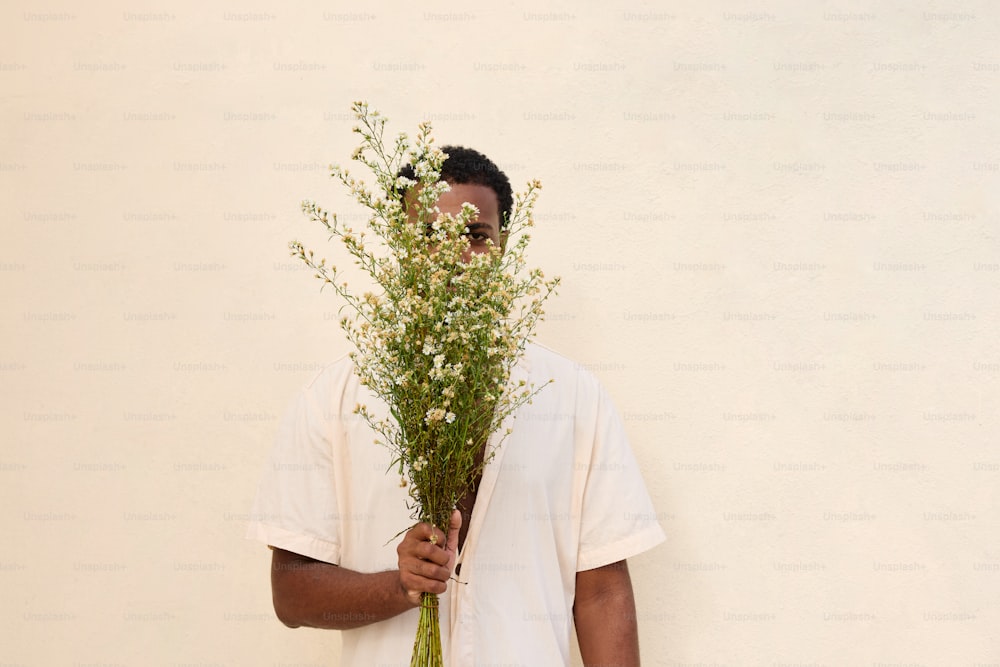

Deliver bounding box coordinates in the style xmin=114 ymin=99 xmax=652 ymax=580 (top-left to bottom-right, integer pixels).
xmin=269 ymin=183 xmax=642 ymax=665
xmin=271 ymin=511 xmax=461 ymax=629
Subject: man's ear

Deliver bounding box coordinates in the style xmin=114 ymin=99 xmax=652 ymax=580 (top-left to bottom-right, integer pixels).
xmin=499 ymin=229 xmax=509 ymax=253
xmin=401 ymin=188 xmax=417 ymax=224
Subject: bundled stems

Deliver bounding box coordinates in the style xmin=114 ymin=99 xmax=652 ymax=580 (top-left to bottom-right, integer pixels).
xmin=411 ymin=593 xmax=443 ymax=667
xmin=291 ymin=101 xmax=559 ymax=666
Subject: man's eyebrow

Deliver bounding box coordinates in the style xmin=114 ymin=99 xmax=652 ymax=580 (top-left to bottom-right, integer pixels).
xmin=464 ymin=222 xmax=495 ymax=231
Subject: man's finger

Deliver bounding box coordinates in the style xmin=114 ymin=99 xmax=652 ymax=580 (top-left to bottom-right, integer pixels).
xmin=446 ymin=508 xmax=461 ymax=555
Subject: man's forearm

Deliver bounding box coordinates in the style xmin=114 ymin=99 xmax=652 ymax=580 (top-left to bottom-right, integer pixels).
xmin=269 ymin=514 xmax=460 ymax=630
xmin=574 ymin=560 xmax=640 ymax=666
xmin=270 ymin=547 xmax=415 ymax=630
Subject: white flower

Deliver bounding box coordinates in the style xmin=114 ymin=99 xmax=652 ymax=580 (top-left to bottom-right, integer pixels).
xmin=445 ymin=412 xmax=456 ymax=424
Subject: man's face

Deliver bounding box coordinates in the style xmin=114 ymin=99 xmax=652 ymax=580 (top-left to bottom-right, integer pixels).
xmin=409 ymin=183 xmax=503 ymax=261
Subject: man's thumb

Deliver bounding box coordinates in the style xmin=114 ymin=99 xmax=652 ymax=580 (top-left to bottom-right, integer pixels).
xmin=446 ymin=508 xmax=461 ymax=554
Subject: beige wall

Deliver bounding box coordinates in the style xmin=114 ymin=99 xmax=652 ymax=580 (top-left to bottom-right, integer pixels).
xmin=3 ymin=1 xmax=997 ymax=665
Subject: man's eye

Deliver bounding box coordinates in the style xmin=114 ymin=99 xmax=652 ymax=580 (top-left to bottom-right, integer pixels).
xmin=465 ymin=232 xmax=490 ymax=243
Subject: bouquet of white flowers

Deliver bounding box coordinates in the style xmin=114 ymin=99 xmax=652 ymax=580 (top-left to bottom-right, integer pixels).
xmin=290 ymin=102 xmax=558 ymax=666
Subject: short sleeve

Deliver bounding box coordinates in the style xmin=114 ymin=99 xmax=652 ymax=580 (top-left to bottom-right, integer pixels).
xmin=245 ymin=364 xmax=346 ymax=565
xmin=576 ymin=381 xmax=666 ymax=571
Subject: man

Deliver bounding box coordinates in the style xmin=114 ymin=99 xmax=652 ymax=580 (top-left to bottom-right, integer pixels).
xmin=248 ymin=146 xmax=665 ymax=665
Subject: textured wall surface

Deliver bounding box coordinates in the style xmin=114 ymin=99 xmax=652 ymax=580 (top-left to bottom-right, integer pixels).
xmin=2 ymin=1 xmax=997 ymax=665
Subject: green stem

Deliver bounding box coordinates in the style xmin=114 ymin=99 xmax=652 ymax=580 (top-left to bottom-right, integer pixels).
xmin=410 ymin=592 xmax=443 ymax=667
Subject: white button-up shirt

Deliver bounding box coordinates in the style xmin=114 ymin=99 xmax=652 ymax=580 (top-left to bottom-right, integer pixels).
xmin=248 ymin=343 xmax=666 ymax=666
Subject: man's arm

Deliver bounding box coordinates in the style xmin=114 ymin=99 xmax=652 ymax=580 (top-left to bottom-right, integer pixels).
xmin=574 ymin=559 xmax=640 ymax=667
xmin=270 ymin=510 xmax=461 ymax=630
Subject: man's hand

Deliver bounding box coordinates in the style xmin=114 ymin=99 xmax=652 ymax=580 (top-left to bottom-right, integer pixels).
xmin=269 ymin=509 xmax=461 ymax=629
xmin=397 ymin=509 xmax=462 ymax=606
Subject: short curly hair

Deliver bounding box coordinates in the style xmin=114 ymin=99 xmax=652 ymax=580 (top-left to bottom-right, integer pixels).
xmin=398 ymin=145 xmax=513 ymax=229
